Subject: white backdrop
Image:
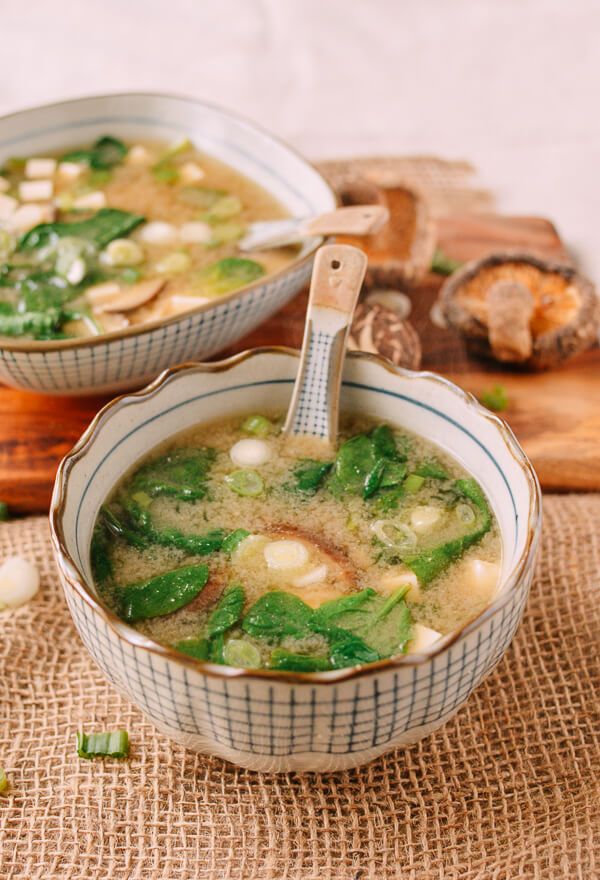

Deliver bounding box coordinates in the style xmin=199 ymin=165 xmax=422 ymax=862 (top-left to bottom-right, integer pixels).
xmin=1 ymin=0 xmax=598 ymax=276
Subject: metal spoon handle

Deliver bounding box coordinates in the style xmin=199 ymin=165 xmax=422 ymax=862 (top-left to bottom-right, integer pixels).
xmin=282 ymin=244 xmax=368 ymax=448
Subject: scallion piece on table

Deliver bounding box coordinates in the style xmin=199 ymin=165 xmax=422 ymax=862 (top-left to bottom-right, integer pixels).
xmin=0 ymin=502 xmax=9 ymax=522
xmin=76 ymin=730 xmax=130 ymax=759
xmin=0 ymin=767 xmax=8 ymax=793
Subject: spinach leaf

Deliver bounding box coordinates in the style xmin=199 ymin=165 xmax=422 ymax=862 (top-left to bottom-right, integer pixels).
xmin=18 ymin=272 xmax=78 ymax=312
xmin=119 ymin=562 xmax=209 ymax=622
xmin=90 ymin=521 xmax=113 ymax=585
xmin=62 ymin=135 xmax=128 ymax=170
xmin=405 ymin=478 xmax=492 ymax=584
xmin=18 ymin=208 xmax=144 ymax=252
xmin=206 ymin=584 xmax=245 ymax=637
xmin=330 ymin=434 xmax=378 ymax=495
xmin=325 ymin=627 xmax=380 ymax=668
xmin=174 ymin=637 xmax=210 ymax=660
xmin=129 ymin=447 xmax=216 ymax=502
xmin=315 ymin=587 xmax=413 ymax=658
xmin=291 ymin=459 xmax=333 ymax=493
xmin=312 ymin=589 xmax=377 ymax=626
xmin=370 ymin=425 xmax=399 ymax=459
xmin=242 ymin=591 xmax=314 ymax=639
xmin=415 ymin=459 xmax=449 ymax=481
xmin=101 ymin=505 xmax=148 ymax=549
xmin=0 ymin=308 xmax=66 ymax=338
xmin=269 ymin=649 xmax=331 ymax=672
xmin=221 ymin=528 xmax=250 ymax=554
xmin=195 ymin=257 xmax=265 ymax=298
xmin=208 ymin=632 xmax=225 ymax=664
xmin=329 ymin=426 xmax=405 ymax=498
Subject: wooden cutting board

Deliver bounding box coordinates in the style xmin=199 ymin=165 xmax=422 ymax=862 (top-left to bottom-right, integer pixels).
xmin=0 ymin=210 xmax=597 ymax=514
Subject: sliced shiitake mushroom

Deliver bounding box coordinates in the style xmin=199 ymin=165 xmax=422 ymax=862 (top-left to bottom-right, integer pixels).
xmin=348 ymin=301 xmax=422 ymax=370
xmin=86 ymin=279 xmax=166 ymax=313
xmin=439 ymin=252 xmax=599 ymax=369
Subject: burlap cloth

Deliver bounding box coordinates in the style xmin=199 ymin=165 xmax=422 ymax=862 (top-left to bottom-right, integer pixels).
xmin=0 ymin=496 xmax=597 ymax=879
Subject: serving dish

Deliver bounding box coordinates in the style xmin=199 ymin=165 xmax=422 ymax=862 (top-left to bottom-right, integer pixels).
xmin=0 ymin=93 xmax=336 ymax=394
xmin=50 ymin=347 xmax=541 ymax=772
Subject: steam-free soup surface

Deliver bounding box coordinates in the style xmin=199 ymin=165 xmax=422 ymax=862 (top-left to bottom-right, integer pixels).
xmin=91 ymin=413 xmax=501 ymax=672
xmin=0 ymin=136 xmax=295 ymax=340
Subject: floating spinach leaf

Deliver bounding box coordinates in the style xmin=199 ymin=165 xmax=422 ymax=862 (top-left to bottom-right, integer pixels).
xmin=291 ymin=459 xmax=333 ymax=493
xmin=221 ymin=528 xmax=250 ymax=554
xmin=315 ymin=587 xmax=413 ymax=658
xmin=208 ymin=632 xmax=225 ymax=664
xmin=62 ymin=135 xmax=128 ymax=170
xmin=415 ymin=459 xmax=449 ymax=481
xmin=129 ymin=447 xmax=216 ymax=502
xmin=370 ymin=425 xmax=399 ymax=459
xmin=90 ymin=521 xmax=113 ymax=585
xmin=242 ymin=591 xmax=314 ymax=639
xmin=119 ymin=562 xmax=209 ymax=622
xmin=174 ymin=637 xmax=210 ymax=660
xmin=405 ymin=478 xmax=492 ymax=584
xmin=18 ymin=208 xmax=145 ymax=253
xmin=195 ymin=257 xmax=265 ymax=298
xmin=269 ymin=649 xmax=331 ymax=672
xmin=325 ymin=627 xmax=380 ymax=668
xmin=0 ymin=308 xmax=66 ymax=338
xmin=329 ymin=425 xmax=405 ymax=498
xmin=206 ymin=584 xmax=245 ymax=638
xmin=18 ymin=272 xmax=78 ymax=312
xmin=312 ymin=589 xmax=377 ymax=626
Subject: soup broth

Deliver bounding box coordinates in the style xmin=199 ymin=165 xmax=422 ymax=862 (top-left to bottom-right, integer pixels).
xmin=91 ymin=413 xmax=501 ymax=672
xmin=0 ymin=136 xmax=295 ymax=340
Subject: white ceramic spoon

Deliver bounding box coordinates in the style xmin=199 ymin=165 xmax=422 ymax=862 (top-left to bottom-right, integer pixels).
xmin=238 ymin=204 xmax=388 ymax=252
xmin=282 ymin=243 xmax=368 ymax=451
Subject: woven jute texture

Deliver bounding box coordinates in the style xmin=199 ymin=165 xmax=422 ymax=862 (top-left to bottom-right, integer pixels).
xmin=1 ymin=497 xmax=599 ymax=880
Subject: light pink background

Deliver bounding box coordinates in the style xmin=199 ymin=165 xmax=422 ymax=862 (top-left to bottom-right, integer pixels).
xmin=1 ymin=0 xmax=598 ymax=277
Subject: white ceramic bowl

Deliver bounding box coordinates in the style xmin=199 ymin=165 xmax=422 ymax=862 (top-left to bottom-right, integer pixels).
xmin=0 ymin=94 xmax=335 ymax=395
xmin=50 ymin=350 xmax=541 ymax=772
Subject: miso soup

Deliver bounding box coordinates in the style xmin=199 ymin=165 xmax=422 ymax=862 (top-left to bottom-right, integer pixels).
xmin=91 ymin=413 xmax=501 ymax=672
xmin=0 ymin=136 xmax=295 ymax=340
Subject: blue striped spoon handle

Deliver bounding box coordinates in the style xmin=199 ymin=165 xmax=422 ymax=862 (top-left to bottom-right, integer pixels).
xmin=282 ymin=244 xmax=368 ymax=450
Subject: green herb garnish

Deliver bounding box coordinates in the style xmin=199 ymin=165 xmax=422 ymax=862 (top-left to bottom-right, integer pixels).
xmin=479 ymin=385 xmax=509 ymax=412
xmin=76 ymin=730 xmax=129 ymax=759
xmin=431 ymin=248 xmax=462 ymax=275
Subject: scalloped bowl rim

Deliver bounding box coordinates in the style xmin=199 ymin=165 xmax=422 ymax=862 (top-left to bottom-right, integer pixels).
xmin=49 ymin=347 xmax=542 ymax=684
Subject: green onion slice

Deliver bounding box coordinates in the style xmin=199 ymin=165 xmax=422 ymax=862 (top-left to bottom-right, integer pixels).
xmin=222 ymin=638 xmax=261 ymax=669
xmin=241 ymin=414 xmax=272 ymax=437
xmin=0 ymin=767 xmax=8 ymax=793
xmin=76 ymin=730 xmax=130 ymax=759
xmin=225 ymin=469 xmax=264 ymax=497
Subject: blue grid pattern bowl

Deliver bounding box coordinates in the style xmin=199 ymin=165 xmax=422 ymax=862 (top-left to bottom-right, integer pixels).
xmin=50 ymin=350 xmax=541 ymax=772
xmin=0 ymin=94 xmax=335 ymax=395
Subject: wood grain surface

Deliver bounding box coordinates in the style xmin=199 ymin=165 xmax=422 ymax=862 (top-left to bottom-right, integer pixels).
xmin=0 ymin=208 xmax=597 ymax=514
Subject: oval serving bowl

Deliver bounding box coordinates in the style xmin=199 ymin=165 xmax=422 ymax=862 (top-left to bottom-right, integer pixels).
xmin=0 ymin=93 xmax=335 ymax=395
xmin=50 ymin=349 xmax=541 ymax=773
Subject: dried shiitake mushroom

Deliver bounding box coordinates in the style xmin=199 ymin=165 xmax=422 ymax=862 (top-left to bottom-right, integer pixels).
xmin=349 ymin=301 xmax=422 ymax=370
xmin=439 ymin=253 xmax=599 ymax=369
xmin=317 ymin=160 xmax=435 ymax=284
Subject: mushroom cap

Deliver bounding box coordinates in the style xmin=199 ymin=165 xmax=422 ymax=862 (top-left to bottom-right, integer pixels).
xmin=348 ymin=301 xmax=422 ymax=370
xmin=317 ymin=160 xmax=436 ymax=283
xmin=439 ymin=252 xmax=599 ymax=369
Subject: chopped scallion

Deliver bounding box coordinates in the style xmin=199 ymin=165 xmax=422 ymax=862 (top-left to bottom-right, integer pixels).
xmin=480 ymin=384 xmax=509 ymax=412
xmin=76 ymin=730 xmax=130 ymax=759
xmin=0 ymin=767 xmax=8 ymax=793
xmin=241 ymin=414 xmax=272 ymax=437
xmin=0 ymin=502 xmax=9 ymax=522
xmin=225 ymin=469 xmax=264 ymax=497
